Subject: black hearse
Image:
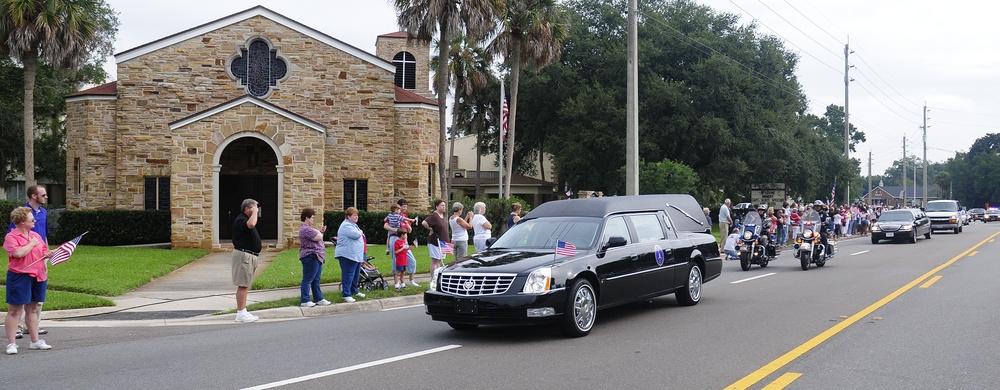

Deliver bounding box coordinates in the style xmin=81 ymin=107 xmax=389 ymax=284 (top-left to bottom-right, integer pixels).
xmin=423 ymin=194 xmax=722 ymax=337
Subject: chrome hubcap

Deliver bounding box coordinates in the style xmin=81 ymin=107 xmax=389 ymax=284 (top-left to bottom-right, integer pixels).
xmin=574 ymin=285 xmax=596 ymax=331
xmin=688 ymin=267 xmax=702 ymax=301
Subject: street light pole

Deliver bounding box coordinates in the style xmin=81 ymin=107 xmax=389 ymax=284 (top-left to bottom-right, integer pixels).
xmin=625 ymin=0 xmax=639 ymax=195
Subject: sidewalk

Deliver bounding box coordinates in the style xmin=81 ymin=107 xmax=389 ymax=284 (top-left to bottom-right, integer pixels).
xmin=38 ymin=250 xmax=427 ymax=328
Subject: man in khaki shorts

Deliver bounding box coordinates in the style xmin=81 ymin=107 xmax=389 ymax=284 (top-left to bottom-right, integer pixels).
xmin=232 ymin=199 xmax=261 ymax=323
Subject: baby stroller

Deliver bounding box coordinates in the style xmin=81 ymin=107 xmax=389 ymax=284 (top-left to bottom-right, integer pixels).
xmin=357 ymin=256 xmax=389 ymax=291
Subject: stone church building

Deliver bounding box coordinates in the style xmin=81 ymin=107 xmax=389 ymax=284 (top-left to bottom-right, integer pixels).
xmin=64 ymin=6 xmax=439 ymax=250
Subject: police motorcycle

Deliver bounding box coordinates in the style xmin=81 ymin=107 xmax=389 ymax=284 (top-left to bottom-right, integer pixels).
xmin=794 ymin=204 xmax=835 ymax=270
xmin=737 ymin=205 xmax=780 ymax=271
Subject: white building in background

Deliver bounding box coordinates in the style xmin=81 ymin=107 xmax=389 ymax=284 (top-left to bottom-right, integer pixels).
xmin=446 ymin=134 xmax=559 ymax=207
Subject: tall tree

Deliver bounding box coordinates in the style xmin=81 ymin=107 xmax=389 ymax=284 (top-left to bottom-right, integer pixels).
xmin=432 ymin=34 xmax=491 ymax=198
xmin=393 ymin=0 xmax=498 ymax=200
xmin=0 ymin=0 xmax=118 ymax=186
xmin=488 ymin=0 xmax=568 ymax=198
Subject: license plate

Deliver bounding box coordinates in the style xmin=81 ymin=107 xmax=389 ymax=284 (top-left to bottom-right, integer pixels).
xmin=886 ymin=232 xmax=894 ymax=237
xmin=454 ymin=298 xmax=479 ymax=314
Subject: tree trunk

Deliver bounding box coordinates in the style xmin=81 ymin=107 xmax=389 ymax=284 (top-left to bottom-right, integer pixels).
xmin=538 ymin=141 xmax=545 ymax=182
xmin=23 ymin=52 xmax=37 ymax=186
xmin=475 ymin=133 xmax=483 ymax=198
xmin=437 ymin=20 xmax=451 ymax=201
xmin=504 ymin=41 xmax=521 ymax=198
xmin=447 ymin=91 xmax=461 ymax=200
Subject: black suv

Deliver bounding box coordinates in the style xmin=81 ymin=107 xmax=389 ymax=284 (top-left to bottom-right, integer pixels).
xmin=424 ymin=194 xmax=722 ymax=337
xmin=970 ymin=208 xmax=986 ymax=222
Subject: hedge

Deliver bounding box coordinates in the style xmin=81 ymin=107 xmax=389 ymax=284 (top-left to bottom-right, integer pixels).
xmin=50 ymin=209 xmax=171 ymax=245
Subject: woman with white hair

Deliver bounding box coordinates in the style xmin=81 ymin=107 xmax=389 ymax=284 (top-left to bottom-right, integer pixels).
xmin=471 ymin=202 xmax=493 ymax=252
xmin=449 ymin=202 xmax=473 ymax=259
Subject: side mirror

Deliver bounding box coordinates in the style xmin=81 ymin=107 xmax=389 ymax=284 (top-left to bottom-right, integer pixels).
xmin=486 ymin=237 xmax=498 ymax=248
xmin=597 ymin=236 xmax=628 ymax=258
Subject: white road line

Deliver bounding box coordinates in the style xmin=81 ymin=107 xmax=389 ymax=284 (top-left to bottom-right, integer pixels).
xmin=731 ymin=273 xmax=776 ymax=284
xmin=241 ymin=345 xmax=462 ymax=390
xmin=381 ymin=304 xmax=423 ymax=311
xmin=851 ymin=250 xmax=870 ymax=256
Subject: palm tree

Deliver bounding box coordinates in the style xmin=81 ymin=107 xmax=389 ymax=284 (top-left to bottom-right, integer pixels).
xmin=432 ymin=34 xmax=491 ymax=198
xmin=392 ymin=0 xmax=499 ymax=200
xmin=0 ymin=0 xmax=117 ymax=186
xmin=488 ymin=0 xmax=568 ymax=198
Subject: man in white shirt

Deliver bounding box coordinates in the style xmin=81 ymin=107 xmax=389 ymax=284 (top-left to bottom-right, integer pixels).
xmin=719 ymin=199 xmax=733 ymax=250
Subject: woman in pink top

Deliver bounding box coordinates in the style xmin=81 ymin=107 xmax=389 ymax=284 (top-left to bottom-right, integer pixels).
xmin=4 ymin=207 xmax=53 ymax=354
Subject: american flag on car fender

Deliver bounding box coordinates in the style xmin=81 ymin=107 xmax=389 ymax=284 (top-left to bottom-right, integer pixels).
xmin=555 ymin=240 xmax=576 ymax=257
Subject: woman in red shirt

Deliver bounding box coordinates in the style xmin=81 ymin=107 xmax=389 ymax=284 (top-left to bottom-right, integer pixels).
xmin=4 ymin=207 xmax=53 ymax=355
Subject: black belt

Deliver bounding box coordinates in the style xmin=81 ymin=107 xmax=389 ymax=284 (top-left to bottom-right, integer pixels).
xmin=237 ymin=248 xmax=259 ymax=256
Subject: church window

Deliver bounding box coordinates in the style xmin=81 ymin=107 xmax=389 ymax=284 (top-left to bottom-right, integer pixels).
xmin=392 ymin=52 xmax=416 ymax=90
xmin=144 ymin=177 xmax=170 ymax=211
xmin=427 ymin=164 xmax=435 ymax=197
xmin=343 ymin=179 xmax=369 ymax=211
xmin=229 ymin=38 xmax=288 ymax=98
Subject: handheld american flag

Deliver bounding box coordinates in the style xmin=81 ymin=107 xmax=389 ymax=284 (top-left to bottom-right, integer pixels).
xmin=438 ymin=239 xmax=454 ymax=255
xmin=555 ymin=240 xmax=576 ymax=257
xmin=50 ymin=233 xmax=86 ymax=265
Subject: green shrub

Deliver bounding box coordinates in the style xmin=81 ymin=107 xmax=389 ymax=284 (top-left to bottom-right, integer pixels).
xmin=52 ymin=209 xmax=171 ymax=245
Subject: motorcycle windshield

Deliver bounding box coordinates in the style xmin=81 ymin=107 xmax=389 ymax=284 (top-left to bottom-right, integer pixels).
xmin=743 ymin=212 xmax=763 ymax=226
xmin=801 ymin=209 xmax=822 ymax=224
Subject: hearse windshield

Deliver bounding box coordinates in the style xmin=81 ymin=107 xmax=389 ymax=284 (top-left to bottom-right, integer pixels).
xmin=490 ymin=217 xmax=600 ymax=251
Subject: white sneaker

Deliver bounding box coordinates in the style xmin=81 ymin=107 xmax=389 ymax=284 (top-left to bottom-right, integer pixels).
xmin=354 ymin=292 xmax=366 ymax=298
xmin=315 ymin=299 xmax=331 ymax=306
xmin=301 ymin=301 xmax=316 ymax=307
xmin=409 ymin=281 xmax=420 ymax=287
xmin=28 ymin=339 xmax=51 ymax=350
xmin=343 ymin=296 xmax=356 ymax=303
xmin=235 ymin=312 xmax=258 ymax=323
xmin=6 ymin=343 xmax=16 ymax=355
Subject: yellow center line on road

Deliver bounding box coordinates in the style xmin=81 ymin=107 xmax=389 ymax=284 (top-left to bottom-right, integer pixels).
xmin=919 ymin=275 xmax=943 ymax=289
xmin=725 ymin=231 xmax=1000 ymax=390
xmin=761 ymin=372 xmax=802 ymax=390
xmin=968 ymin=251 xmax=978 ymax=257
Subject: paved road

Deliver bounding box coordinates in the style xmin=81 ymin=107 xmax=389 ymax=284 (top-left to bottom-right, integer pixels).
xmin=3 ymin=223 xmax=999 ymax=389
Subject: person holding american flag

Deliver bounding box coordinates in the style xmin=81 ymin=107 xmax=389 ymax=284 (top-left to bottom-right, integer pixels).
xmin=4 ymin=207 xmax=54 ymax=355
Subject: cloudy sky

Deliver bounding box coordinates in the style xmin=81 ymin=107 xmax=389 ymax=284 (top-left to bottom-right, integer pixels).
xmin=102 ymin=0 xmax=1000 ymax=176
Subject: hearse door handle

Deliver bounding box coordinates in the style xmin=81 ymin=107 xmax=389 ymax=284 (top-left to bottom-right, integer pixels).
xmin=630 ymin=254 xmax=639 ymax=261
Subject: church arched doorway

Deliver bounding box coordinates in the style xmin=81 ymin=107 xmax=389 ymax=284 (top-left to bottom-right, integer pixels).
xmin=218 ymin=136 xmax=279 ymax=240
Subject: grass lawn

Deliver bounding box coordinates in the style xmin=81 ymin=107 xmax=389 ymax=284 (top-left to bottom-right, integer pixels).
xmin=252 ymin=244 xmax=439 ymax=290
xmin=1 ymin=246 xmax=209 ymax=311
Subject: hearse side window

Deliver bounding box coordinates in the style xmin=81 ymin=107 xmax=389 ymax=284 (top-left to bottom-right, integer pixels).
xmin=630 ymin=213 xmax=666 ymax=243
xmin=661 ymin=213 xmax=677 ymax=238
xmin=602 ymin=216 xmax=632 ymax=245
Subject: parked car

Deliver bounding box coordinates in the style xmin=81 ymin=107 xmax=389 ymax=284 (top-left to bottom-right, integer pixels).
xmin=969 ymin=208 xmax=987 ymax=222
xmin=925 ymin=200 xmax=964 ymax=234
xmin=871 ymin=209 xmax=932 ymax=244
xmin=986 ymin=209 xmax=1000 ymax=223
xmin=732 ymin=202 xmax=754 ymax=226
xmin=423 ymin=194 xmax=723 ymax=337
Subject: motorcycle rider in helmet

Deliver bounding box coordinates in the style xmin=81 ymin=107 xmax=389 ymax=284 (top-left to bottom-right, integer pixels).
xmin=753 ymin=204 xmax=773 ymax=250
xmin=812 ymin=200 xmax=832 ymax=256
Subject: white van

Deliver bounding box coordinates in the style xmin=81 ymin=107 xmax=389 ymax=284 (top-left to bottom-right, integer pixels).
xmin=925 ymin=200 xmax=963 ymax=234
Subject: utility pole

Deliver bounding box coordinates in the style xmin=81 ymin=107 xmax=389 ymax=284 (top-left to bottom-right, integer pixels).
xmin=844 ymin=41 xmax=853 ymax=205
xmin=902 ymin=135 xmax=907 ymax=207
xmin=867 ymin=151 xmax=872 ymax=205
xmin=922 ymin=104 xmax=929 ymax=205
xmin=625 ymin=0 xmax=639 ymax=195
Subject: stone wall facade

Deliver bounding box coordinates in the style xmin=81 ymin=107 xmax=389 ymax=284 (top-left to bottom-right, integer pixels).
xmin=64 ymin=9 xmax=439 ymax=249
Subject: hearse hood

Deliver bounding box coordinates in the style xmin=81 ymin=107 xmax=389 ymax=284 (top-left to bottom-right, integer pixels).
xmin=443 ymin=249 xmax=563 ymax=274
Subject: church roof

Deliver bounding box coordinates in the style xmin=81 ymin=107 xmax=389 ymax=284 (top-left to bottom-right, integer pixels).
xmin=395 ymin=86 xmax=437 ymax=106
xmin=378 ymin=31 xmax=413 ymax=39
xmin=115 ymin=6 xmax=395 ymax=73
xmin=169 ymin=95 xmax=326 ymax=133
xmin=65 ymin=81 xmax=117 ymax=101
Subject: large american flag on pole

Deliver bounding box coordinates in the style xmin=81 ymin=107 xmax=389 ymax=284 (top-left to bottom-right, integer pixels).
xmin=438 ymin=239 xmax=454 ymax=255
xmin=555 ymin=240 xmax=576 ymax=257
xmin=50 ymin=233 xmax=85 ymax=265
xmin=501 ymin=98 xmax=509 ymax=143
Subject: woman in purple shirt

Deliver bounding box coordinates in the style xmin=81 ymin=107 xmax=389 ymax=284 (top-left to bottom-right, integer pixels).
xmin=298 ymin=208 xmax=330 ymax=307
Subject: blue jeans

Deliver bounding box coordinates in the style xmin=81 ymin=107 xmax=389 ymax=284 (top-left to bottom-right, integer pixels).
xmin=300 ymin=254 xmax=324 ymax=303
xmin=338 ymin=257 xmax=361 ymax=297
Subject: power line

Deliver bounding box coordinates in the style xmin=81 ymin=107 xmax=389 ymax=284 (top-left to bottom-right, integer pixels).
xmin=852 ymin=81 xmax=921 ymax=125
xmin=852 ymin=68 xmax=921 ymax=116
xmin=724 ymin=0 xmax=842 ymax=74
xmin=851 ymin=52 xmax=922 ymax=108
xmin=750 ymin=0 xmax=843 ymax=60
xmin=781 ymin=0 xmax=843 ymax=44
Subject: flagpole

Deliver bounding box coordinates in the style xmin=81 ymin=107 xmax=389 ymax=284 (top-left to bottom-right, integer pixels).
xmin=499 ymin=81 xmax=505 ymax=199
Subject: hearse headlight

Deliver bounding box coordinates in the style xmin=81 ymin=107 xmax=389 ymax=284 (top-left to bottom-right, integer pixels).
xmin=522 ymin=267 xmax=552 ymax=294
